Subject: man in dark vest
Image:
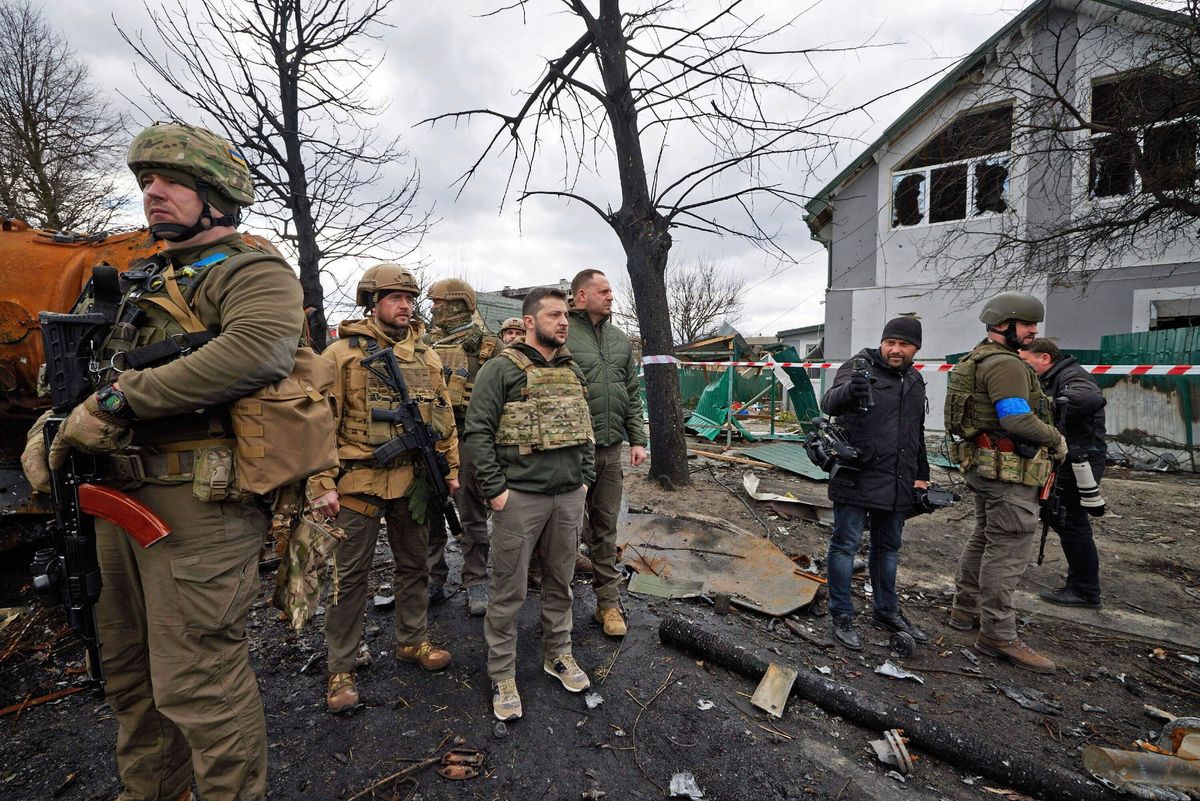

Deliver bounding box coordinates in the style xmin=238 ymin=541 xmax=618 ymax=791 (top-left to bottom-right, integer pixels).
xmin=820 ymin=317 xmax=930 ymax=650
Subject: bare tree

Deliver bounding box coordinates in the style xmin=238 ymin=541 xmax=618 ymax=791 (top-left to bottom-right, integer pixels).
xmin=0 ymin=0 xmax=126 ymax=231
xmin=919 ymin=0 xmax=1200 ymax=294
xmin=425 ymin=1 xmax=901 ymax=487
xmin=614 ymin=257 xmax=746 ymax=346
xmin=119 ymin=0 xmax=432 ymax=350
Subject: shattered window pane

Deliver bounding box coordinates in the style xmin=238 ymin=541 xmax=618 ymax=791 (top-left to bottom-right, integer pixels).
xmin=1142 ymin=121 xmax=1197 ymax=193
xmin=891 ymin=173 xmax=925 ymax=227
xmin=1090 ymin=134 xmax=1135 ymax=197
xmin=929 ymin=163 xmax=967 ymax=223
xmin=1093 ymin=73 xmax=1200 ymax=129
xmin=974 ymin=157 xmax=1009 ymax=215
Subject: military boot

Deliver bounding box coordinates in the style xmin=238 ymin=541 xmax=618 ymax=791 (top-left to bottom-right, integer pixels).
xmin=466 ymin=584 xmax=488 ymax=617
xmin=396 ymin=641 xmax=452 ymax=671
xmin=974 ymin=634 xmax=1056 ymax=673
xmin=947 ymin=607 xmax=979 ymax=631
xmin=594 ymin=607 xmax=627 ymax=637
xmin=326 ymin=672 xmax=360 ymax=714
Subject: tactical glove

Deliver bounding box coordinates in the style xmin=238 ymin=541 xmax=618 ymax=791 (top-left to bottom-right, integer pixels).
xmin=1050 ymin=433 xmax=1069 ymax=463
xmin=848 ymin=373 xmax=872 ymax=400
xmin=20 ymin=411 xmax=53 ymax=493
xmin=48 ymin=394 xmax=133 ymax=469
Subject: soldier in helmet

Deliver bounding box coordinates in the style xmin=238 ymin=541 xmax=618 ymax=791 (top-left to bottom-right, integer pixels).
xmin=424 ymin=278 xmax=501 ymax=615
xmin=944 ymin=291 xmax=1068 ymax=673
xmin=21 ymin=122 xmax=304 ymax=799
xmin=307 ymin=265 xmax=459 ymax=713
xmin=499 ymin=317 xmax=524 ymax=345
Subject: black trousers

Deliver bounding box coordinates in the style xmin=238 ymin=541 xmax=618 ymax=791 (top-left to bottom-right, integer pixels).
xmin=1050 ymin=457 xmax=1104 ymax=602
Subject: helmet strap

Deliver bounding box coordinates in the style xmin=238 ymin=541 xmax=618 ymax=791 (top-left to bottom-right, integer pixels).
xmin=987 ymin=322 xmax=1022 ymax=350
xmin=149 ymin=180 xmax=240 ymax=242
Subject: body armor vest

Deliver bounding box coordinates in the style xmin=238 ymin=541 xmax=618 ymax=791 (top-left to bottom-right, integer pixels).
xmin=945 ymin=340 xmax=1053 ymax=439
xmin=431 ymin=326 xmax=498 ymax=415
xmin=338 ymin=334 xmax=453 ymax=460
xmin=495 ymin=348 xmax=593 ymax=454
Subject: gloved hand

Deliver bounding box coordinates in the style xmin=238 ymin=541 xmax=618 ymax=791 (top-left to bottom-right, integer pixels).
xmin=48 ymin=394 xmax=133 ymax=469
xmin=1050 ymin=433 xmax=1069 ymax=462
xmin=848 ymin=373 xmax=872 ymax=400
xmin=20 ymin=411 xmax=53 ymax=493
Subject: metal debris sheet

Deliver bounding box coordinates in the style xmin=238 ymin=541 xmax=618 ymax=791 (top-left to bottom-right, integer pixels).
xmin=734 ymin=442 xmax=828 ymax=481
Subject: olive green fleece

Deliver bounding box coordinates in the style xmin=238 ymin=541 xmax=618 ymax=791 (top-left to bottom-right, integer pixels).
xmin=974 ymin=344 xmax=1060 ymax=447
xmin=464 ymin=342 xmax=596 ymax=498
xmin=120 ymin=233 xmax=304 ymax=418
xmin=565 ymin=309 xmax=646 ymax=448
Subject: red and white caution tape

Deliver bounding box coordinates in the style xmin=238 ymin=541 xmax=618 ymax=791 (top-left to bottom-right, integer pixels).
xmin=640 ymin=356 xmax=1200 ymax=376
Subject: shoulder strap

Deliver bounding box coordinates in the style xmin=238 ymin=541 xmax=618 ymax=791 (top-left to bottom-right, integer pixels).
xmin=499 ymin=347 xmax=535 ymax=372
xmin=479 ymin=337 xmax=497 ymax=360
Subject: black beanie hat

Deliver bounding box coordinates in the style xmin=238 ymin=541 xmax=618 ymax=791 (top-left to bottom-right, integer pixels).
xmin=881 ymin=316 xmax=922 ymax=348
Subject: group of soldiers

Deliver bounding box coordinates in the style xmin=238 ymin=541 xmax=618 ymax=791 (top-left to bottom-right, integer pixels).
xmin=820 ymin=293 xmax=1106 ymax=675
xmin=20 ymin=122 xmax=646 ymax=801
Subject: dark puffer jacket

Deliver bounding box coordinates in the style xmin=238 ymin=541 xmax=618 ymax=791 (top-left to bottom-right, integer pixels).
xmin=820 ymin=348 xmax=929 ymax=512
xmin=1039 ymin=355 xmax=1106 ymax=455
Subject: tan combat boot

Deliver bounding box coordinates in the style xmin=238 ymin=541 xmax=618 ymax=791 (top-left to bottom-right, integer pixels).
xmin=396 ymin=641 xmax=452 ymax=671
xmin=326 ymin=672 xmax=360 ymax=714
xmin=947 ymin=608 xmax=979 ymax=631
xmin=974 ymin=634 xmax=1056 ymax=673
xmin=594 ymin=607 xmax=627 ymax=637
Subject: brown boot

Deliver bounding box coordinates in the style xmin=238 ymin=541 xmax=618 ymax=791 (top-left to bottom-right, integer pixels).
xmin=575 ymin=554 xmax=594 ymax=573
xmin=974 ymin=634 xmax=1056 ymax=673
xmin=947 ymin=608 xmax=979 ymax=631
xmin=396 ymin=641 xmax=452 ymax=671
xmin=594 ymin=607 xmax=627 ymax=637
xmin=326 ymin=672 xmax=360 ymax=714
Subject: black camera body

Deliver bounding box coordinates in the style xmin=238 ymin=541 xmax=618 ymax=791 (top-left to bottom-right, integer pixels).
xmin=804 ymin=417 xmax=862 ymax=479
xmin=910 ymin=484 xmax=960 ymax=516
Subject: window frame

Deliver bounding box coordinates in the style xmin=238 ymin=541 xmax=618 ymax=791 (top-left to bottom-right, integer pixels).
xmin=890 ymin=150 xmax=1012 ymax=229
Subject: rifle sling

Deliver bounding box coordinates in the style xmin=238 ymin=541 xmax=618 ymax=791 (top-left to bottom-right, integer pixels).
xmin=120 ymin=331 xmax=216 ymax=371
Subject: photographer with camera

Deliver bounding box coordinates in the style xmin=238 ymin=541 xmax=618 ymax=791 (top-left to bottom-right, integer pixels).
xmin=1020 ymin=339 xmax=1106 ymax=608
xmin=820 ymin=317 xmax=930 ymax=650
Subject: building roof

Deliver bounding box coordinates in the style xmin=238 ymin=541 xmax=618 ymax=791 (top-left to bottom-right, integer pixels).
xmin=475 ymin=291 xmax=524 ymax=333
xmin=777 ymin=323 xmax=823 ymax=338
xmin=802 ymin=0 xmax=1182 ymax=241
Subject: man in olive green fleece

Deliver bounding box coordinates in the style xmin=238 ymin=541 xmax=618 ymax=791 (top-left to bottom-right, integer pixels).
xmin=465 ymin=287 xmax=596 ymax=722
xmin=23 ymin=123 xmax=302 ymax=801
xmin=566 ymin=269 xmax=647 ymax=637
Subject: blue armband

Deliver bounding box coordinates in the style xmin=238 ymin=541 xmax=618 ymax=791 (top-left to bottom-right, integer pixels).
xmin=994 ymin=397 xmax=1031 ymax=419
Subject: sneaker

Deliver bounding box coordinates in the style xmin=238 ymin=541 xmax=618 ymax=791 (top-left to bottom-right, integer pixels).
xmin=466 ymin=584 xmax=489 ymax=617
xmin=871 ymin=609 xmax=930 ymax=643
xmin=326 ymin=672 xmax=360 ymax=714
xmin=594 ymin=607 xmax=627 ymax=637
xmin=830 ymin=615 xmax=863 ymax=651
xmin=396 ymin=641 xmax=452 ymax=671
xmin=428 ymin=582 xmax=448 ymax=606
xmin=575 ymin=554 xmax=594 ymax=574
xmin=544 ymin=653 xmax=591 ymax=693
xmin=1038 ymin=587 xmax=1102 ymax=609
xmin=492 ymin=677 xmax=522 ymax=721
xmin=947 ymin=608 xmax=979 ymax=631
xmin=974 ymin=634 xmax=1056 ymax=673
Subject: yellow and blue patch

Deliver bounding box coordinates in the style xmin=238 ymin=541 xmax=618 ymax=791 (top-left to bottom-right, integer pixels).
xmin=226 ymin=146 xmax=248 ymax=168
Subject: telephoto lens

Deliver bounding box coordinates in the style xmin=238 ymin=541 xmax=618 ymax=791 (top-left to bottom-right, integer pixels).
xmin=1071 ymin=460 xmax=1106 ymax=517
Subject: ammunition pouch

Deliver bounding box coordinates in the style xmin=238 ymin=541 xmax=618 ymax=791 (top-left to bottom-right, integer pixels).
xmin=105 ymin=438 xmax=239 ymax=492
xmin=958 ymin=441 xmax=1051 ymax=487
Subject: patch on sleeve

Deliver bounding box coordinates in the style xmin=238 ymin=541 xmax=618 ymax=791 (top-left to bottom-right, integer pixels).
xmin=994 ymin=397 xmax=1032 ymax=418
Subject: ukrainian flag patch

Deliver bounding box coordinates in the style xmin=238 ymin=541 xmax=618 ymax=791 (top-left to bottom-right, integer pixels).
xmin=226 ymin=146 xmax=248 ymax=168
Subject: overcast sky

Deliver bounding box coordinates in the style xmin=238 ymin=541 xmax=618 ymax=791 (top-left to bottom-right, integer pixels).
xmin=59 ymin=0 xmax=1032 ymax=333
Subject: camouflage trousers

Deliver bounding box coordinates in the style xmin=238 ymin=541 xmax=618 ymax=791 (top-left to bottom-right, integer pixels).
xmin=96 ymin=482 xmax=267 ymax=801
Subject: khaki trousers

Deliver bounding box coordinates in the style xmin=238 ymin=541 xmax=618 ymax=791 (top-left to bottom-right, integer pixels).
xmin=582 ymin=444 xmax=624 ymax=610
xmin=325 ymin=496 xmax=430 ymax=673
xmin=952 ymin=470 xmax=1040 ymax=640
xmin=485 ymin=486 xmax=585 ymax=681
xmin=95 ymin=482 xmax=267 ymax=801
xmin=427 ymin=437 xmax=490 ymax=588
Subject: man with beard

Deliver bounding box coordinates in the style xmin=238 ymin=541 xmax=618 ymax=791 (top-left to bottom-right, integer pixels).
xmin=820 ymin=317 xmax=930 ymax=650
xmin=464 ymin=287 xmax=596 ymax=721
xmin=499 ymin=317 xmax=524 ymax=345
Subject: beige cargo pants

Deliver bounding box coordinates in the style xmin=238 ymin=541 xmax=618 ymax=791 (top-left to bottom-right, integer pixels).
xmin=95 ymin=482 xmax=267 ymax=801
xmin=952 ymin=470 xmax=1040 ymax=641
xmin=325 ymin=495 xmax=430 ymax=673
xmin=582 ymin=444 xmax=624 ymax=610
xmin=485 ymin=485 xmax=585 ymax=681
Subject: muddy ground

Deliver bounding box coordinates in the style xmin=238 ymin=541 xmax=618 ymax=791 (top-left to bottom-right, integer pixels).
xmin=2 ymin=441 xmax=1199 ymax=801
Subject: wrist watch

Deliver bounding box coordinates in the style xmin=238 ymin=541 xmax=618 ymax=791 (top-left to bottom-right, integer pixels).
xmin=95 ymin=385 xmax=137 ymax=422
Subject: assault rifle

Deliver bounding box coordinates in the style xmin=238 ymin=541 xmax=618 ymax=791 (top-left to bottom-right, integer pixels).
xmin=360 ymin=349 xmax=462 ymax=538
xmin=34 ymin=295 xmax=172 ymax=690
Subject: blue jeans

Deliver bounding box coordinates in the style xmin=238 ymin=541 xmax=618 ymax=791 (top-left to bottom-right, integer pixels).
xmin=826 ymin=504 xmax=905 ymax=618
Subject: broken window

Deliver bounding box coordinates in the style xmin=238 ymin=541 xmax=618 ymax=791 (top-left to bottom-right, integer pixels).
xmin=891 ymin=105 xmax=1013 ymax=228
xmin=1090 ymin=72 xmax=1200 ymax=198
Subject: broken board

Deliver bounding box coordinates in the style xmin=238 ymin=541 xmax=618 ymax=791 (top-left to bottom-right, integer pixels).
xmin=734 ymin=442 xmax=828 ymax=481
xmin=619 ymin=512 xmax=820 ymax=616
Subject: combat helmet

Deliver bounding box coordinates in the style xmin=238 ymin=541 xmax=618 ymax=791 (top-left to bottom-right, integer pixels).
xmin=357 ymin=263 xmax=420 ymax=309
xmin=427 ymin=278 xmax=477 ymax=312
xmin=499 ymin=317 xmax=524 ymax=335
xmin=128 ymin=122 xmax=254 ymax=240
xmin=979 ymin=292 xmax=1044 ymax=325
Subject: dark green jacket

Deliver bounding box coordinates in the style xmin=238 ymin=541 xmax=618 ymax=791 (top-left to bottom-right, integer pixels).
xmin=464 ymin=343 xmax=596 ymax=498
xmin=565 ymin=309 xmax=647 ymax=448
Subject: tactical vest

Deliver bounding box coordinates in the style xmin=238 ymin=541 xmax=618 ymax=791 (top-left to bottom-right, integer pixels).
xmin=338 ymin=334 xmax=455 ymax=460
xmin=945 ymin=340 xmax=1055 ymax=486
xmin=495 ymin=348 xmax=594 ymax=455
xmin=431 ymin=326 xmax=498 ymax=415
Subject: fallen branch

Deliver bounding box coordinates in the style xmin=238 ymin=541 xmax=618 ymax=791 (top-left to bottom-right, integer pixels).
xmin=689 ymin=449 xmax=771 ymax=468
xmin=0 ymin=686 xmax=84 ymax=718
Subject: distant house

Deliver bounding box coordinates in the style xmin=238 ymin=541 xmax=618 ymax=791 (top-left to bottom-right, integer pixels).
xmin=804 ymin=0 xmax=1200 ymax=426
xmin=775 ymin=324 xmax=823 ymax=359
xmin=475 ymin=290 xmax=525 ymax=333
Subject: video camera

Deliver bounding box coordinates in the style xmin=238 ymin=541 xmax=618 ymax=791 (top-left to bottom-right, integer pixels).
xmin=909 ymin=484 xmax=960 ymax=516
xmin=804 ymin=417 xmax=862 ymax=479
